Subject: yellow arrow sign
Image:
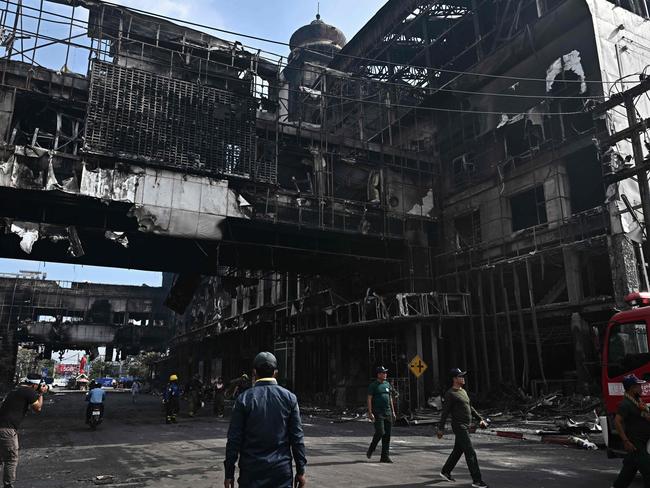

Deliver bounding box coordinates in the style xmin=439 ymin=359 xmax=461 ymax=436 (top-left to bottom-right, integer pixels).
xmin=409 ymin=354 xmax=428 ymax=378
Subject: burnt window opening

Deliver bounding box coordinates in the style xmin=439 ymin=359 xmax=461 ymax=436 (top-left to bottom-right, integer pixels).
xmin=567 ymin=147 xmax=606 ymax=213
xmin=454 ymin=210 xmax=482 ymax=248
xmin=547 ymin=67 xmax=594 ymax=141
xmin=511 ymin=185 xmax=547 ymax=231
xmin=607 ymin=0 xmax=650 ymax=17
xmin=451 ymin=153 xmax=476 ymax=187
xmin=225 ymin=144 xmax=241 ymax=174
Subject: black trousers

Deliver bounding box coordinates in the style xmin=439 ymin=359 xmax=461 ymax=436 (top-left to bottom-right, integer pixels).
xmin=238 ymin=465 xmax=292 ymax=488
xmin=441 ymin=425 xmax=482 ymax=483
xmin=165 ymin=397 xmax=179 ymax=420
xmin=613 ymin=441 xmax=650 ymax=488
xmin=368 ymin=413 xmax=392 ymax=458
xmin=213 ymin=394 xmax=225 ymax=415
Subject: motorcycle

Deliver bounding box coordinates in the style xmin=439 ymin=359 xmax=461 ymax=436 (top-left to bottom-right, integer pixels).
xmin=88 ymin=404 xmax=103 ymax=430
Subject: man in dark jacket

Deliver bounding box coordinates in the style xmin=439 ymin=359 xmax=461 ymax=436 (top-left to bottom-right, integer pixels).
xmin=0 ymin=374 xmax=47 ymax=488
xmin=224 ymin=352 xmax=307 ymax=488
xmin=436 ymin=368 xmax=488 ymax=488
xmin=611 ymin=374 xmax=650 ymax=488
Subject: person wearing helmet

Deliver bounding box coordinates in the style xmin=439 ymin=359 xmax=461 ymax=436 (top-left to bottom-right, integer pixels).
xmin=611 ymin=374 xmax=650 ymax=488
xmin=163 ymin=374 xmax=180 ymax=424
xmin=0 ymin=373 xmax=47 ymax=488
xmin=224 ymin=352 xmax=306 ymax=488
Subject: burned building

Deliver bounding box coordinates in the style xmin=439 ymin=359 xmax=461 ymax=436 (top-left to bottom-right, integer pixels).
xmin=0 ymin=272 xmax=170 ymax=385
xmin=0 ymin=0 xmax=649 ymax=406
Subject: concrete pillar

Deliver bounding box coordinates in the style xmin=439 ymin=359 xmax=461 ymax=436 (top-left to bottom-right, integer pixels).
xmin=415 ymin=323 xmax=424 ymax=408
xmin=563 ymin=247 xmax=597 ymax=392
xmin=544 ymin=165 xmax=571 ymax=228
xmin=608 ymin=234 xmax=641 ymax=308
xmin=430 ymin=322 xmax=440 ymax=392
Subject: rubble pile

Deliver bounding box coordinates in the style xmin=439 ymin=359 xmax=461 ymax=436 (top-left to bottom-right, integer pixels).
xmin=415 ymin=390 xmax=604 ymax=450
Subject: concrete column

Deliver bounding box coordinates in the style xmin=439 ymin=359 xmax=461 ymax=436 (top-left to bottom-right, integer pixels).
xmin=415 ymin=323 xmax=425 ymax=408
xmin=608 ymin=234 xmax=641 ymax=308
xmin=430 ymin=322 xmax=440 ymax=392
xmin=563 ymin=247 xmax=596 ymax=392
xmin=544 ymin=165 xmax=571 ymax=228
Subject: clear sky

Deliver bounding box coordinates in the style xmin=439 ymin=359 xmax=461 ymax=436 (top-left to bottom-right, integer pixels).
xmin=0 ymin=0 xmax=386 ymax=285
xmin=109 ymin=0 xmax=386 ymax=57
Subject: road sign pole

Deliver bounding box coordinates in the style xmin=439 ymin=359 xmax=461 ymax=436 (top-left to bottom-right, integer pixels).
xmin=415 ymin=323 xmax=423 ymax=411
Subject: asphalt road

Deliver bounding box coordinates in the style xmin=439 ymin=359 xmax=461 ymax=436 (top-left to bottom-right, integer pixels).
xmin=10 ymin=390 xmax=634 ymax=487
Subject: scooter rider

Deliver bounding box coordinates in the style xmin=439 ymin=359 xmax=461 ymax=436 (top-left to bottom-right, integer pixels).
xmin=85 ymin=381 xmax=106 ymax=424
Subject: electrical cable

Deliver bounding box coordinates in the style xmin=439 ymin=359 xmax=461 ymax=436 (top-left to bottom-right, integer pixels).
xmin=0 ymin=2 xmax=606 ymax=102
xmin=3 ymin=0 xmax=645 ymax=87
xmin=1 ymin=24 xmax=601 ymax=116
xmin=3 ymin=2 xmax=649 ymax=119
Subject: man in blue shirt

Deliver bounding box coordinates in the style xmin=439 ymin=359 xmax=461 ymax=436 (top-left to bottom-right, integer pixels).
xmin=163 ymin=374 xmax=181 ymax=424
xmin=85 ymin=381 xmax=106 ymax=423
xmin=224 ymin=352 xmax=307 ymax=488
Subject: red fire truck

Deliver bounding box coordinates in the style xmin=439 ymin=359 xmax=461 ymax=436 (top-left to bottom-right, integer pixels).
xmin=601 ymin=291 xmax=650 ymax=456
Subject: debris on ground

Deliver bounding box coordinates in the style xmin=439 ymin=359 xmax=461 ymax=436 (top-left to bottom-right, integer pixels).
xmin=93 ymin=475 xmax=115 ymax=485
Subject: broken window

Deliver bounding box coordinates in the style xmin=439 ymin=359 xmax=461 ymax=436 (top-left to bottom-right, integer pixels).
xmin=607 ymin=0 xmax=650 ymax=17
xmin=225 ymin=144 xmax=241 ymax=174
xmin=511 ymin=186 xmax=547 ymax=231
xmin=567 ymin=147 xmax=605 ymax=213
xmin=451 ymin=153 xmax=476 ymax=187
xmin=454 ymin=210 xmax=482 ymax=248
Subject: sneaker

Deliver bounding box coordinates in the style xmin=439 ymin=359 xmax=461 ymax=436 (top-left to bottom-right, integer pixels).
xmin=472 ymin=482 xmax=488 ymax=488
xmin=440 ymin=472 xmax=456 ymax=482
xmin=379 ymin=456 xmax=393 ymax=463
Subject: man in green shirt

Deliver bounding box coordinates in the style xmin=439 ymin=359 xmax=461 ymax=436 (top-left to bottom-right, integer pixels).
xmin=612 ymin=374 xmax=650 ymax=488
xmin=437 ymin=368 xmax=488 ymax=488
xmin=366 ymin=366 xmax=396 ymax=463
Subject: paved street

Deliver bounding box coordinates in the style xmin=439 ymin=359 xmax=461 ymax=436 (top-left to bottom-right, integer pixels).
xmin=13 ymin=390 xmax=632 ymax=487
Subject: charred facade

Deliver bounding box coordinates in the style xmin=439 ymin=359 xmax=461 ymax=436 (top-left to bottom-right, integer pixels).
xmin=0 ymin=0 xmax=649 ymax=406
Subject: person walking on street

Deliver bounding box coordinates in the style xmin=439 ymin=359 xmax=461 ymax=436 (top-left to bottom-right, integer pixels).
xmin=213 ymin=377 xmax=225 ymax=417
xmin=131 ymin=380 xmax=140 ymax=404
xmin=366 ymin=366 xmax=396 ymax=463
xmin=163 ymin=374 xmax=181 ymax=424
xmin=186 ymin=375 xmax=204 ymax=417
xmin=224 ymin=352 xmax=307 ymax=488
xmin=611 ymin=374 xmax=650 ymax=488
xmin=437 ymin=368 xmax=489 ymax=488
xmin=0 ymin=373 xmax=47 ymax=488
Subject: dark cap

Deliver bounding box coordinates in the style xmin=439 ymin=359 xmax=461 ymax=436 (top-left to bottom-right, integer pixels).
xmin=375 ymin=366 xmax=388 ymax=374
xmin=253 ymin=352 xmax=278 ymax=371
xmin=623 ymin=374 xmax=646 ymax=390
xmin=450 ymin=368 xmax=467 ymax=378
xmin=23 ymin=373 xmax=42 ymax=385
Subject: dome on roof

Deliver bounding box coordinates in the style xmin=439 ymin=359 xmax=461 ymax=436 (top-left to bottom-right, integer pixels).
xmin=289 ymin=14 xmax=347 ymax=54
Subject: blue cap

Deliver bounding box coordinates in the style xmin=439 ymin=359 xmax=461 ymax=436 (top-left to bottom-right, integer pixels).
xmin=450 ymin=368 xmax=467 ymax=377
xmin=623 ymin=374 xmax=646 ymax=390
xmin=376 ymin=366 xmax=388 ymax=374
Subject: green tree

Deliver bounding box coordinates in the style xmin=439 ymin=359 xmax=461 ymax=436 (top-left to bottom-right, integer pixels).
xmin=89 ymin=359 xmax=118 ymax=378
xmin=124 ymin=352 xmax=161 ymax=379
xmin=15 ymin=348 xmax=38 ymax=378
xmin=15 ymin=348 xmax=57 ymax=379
